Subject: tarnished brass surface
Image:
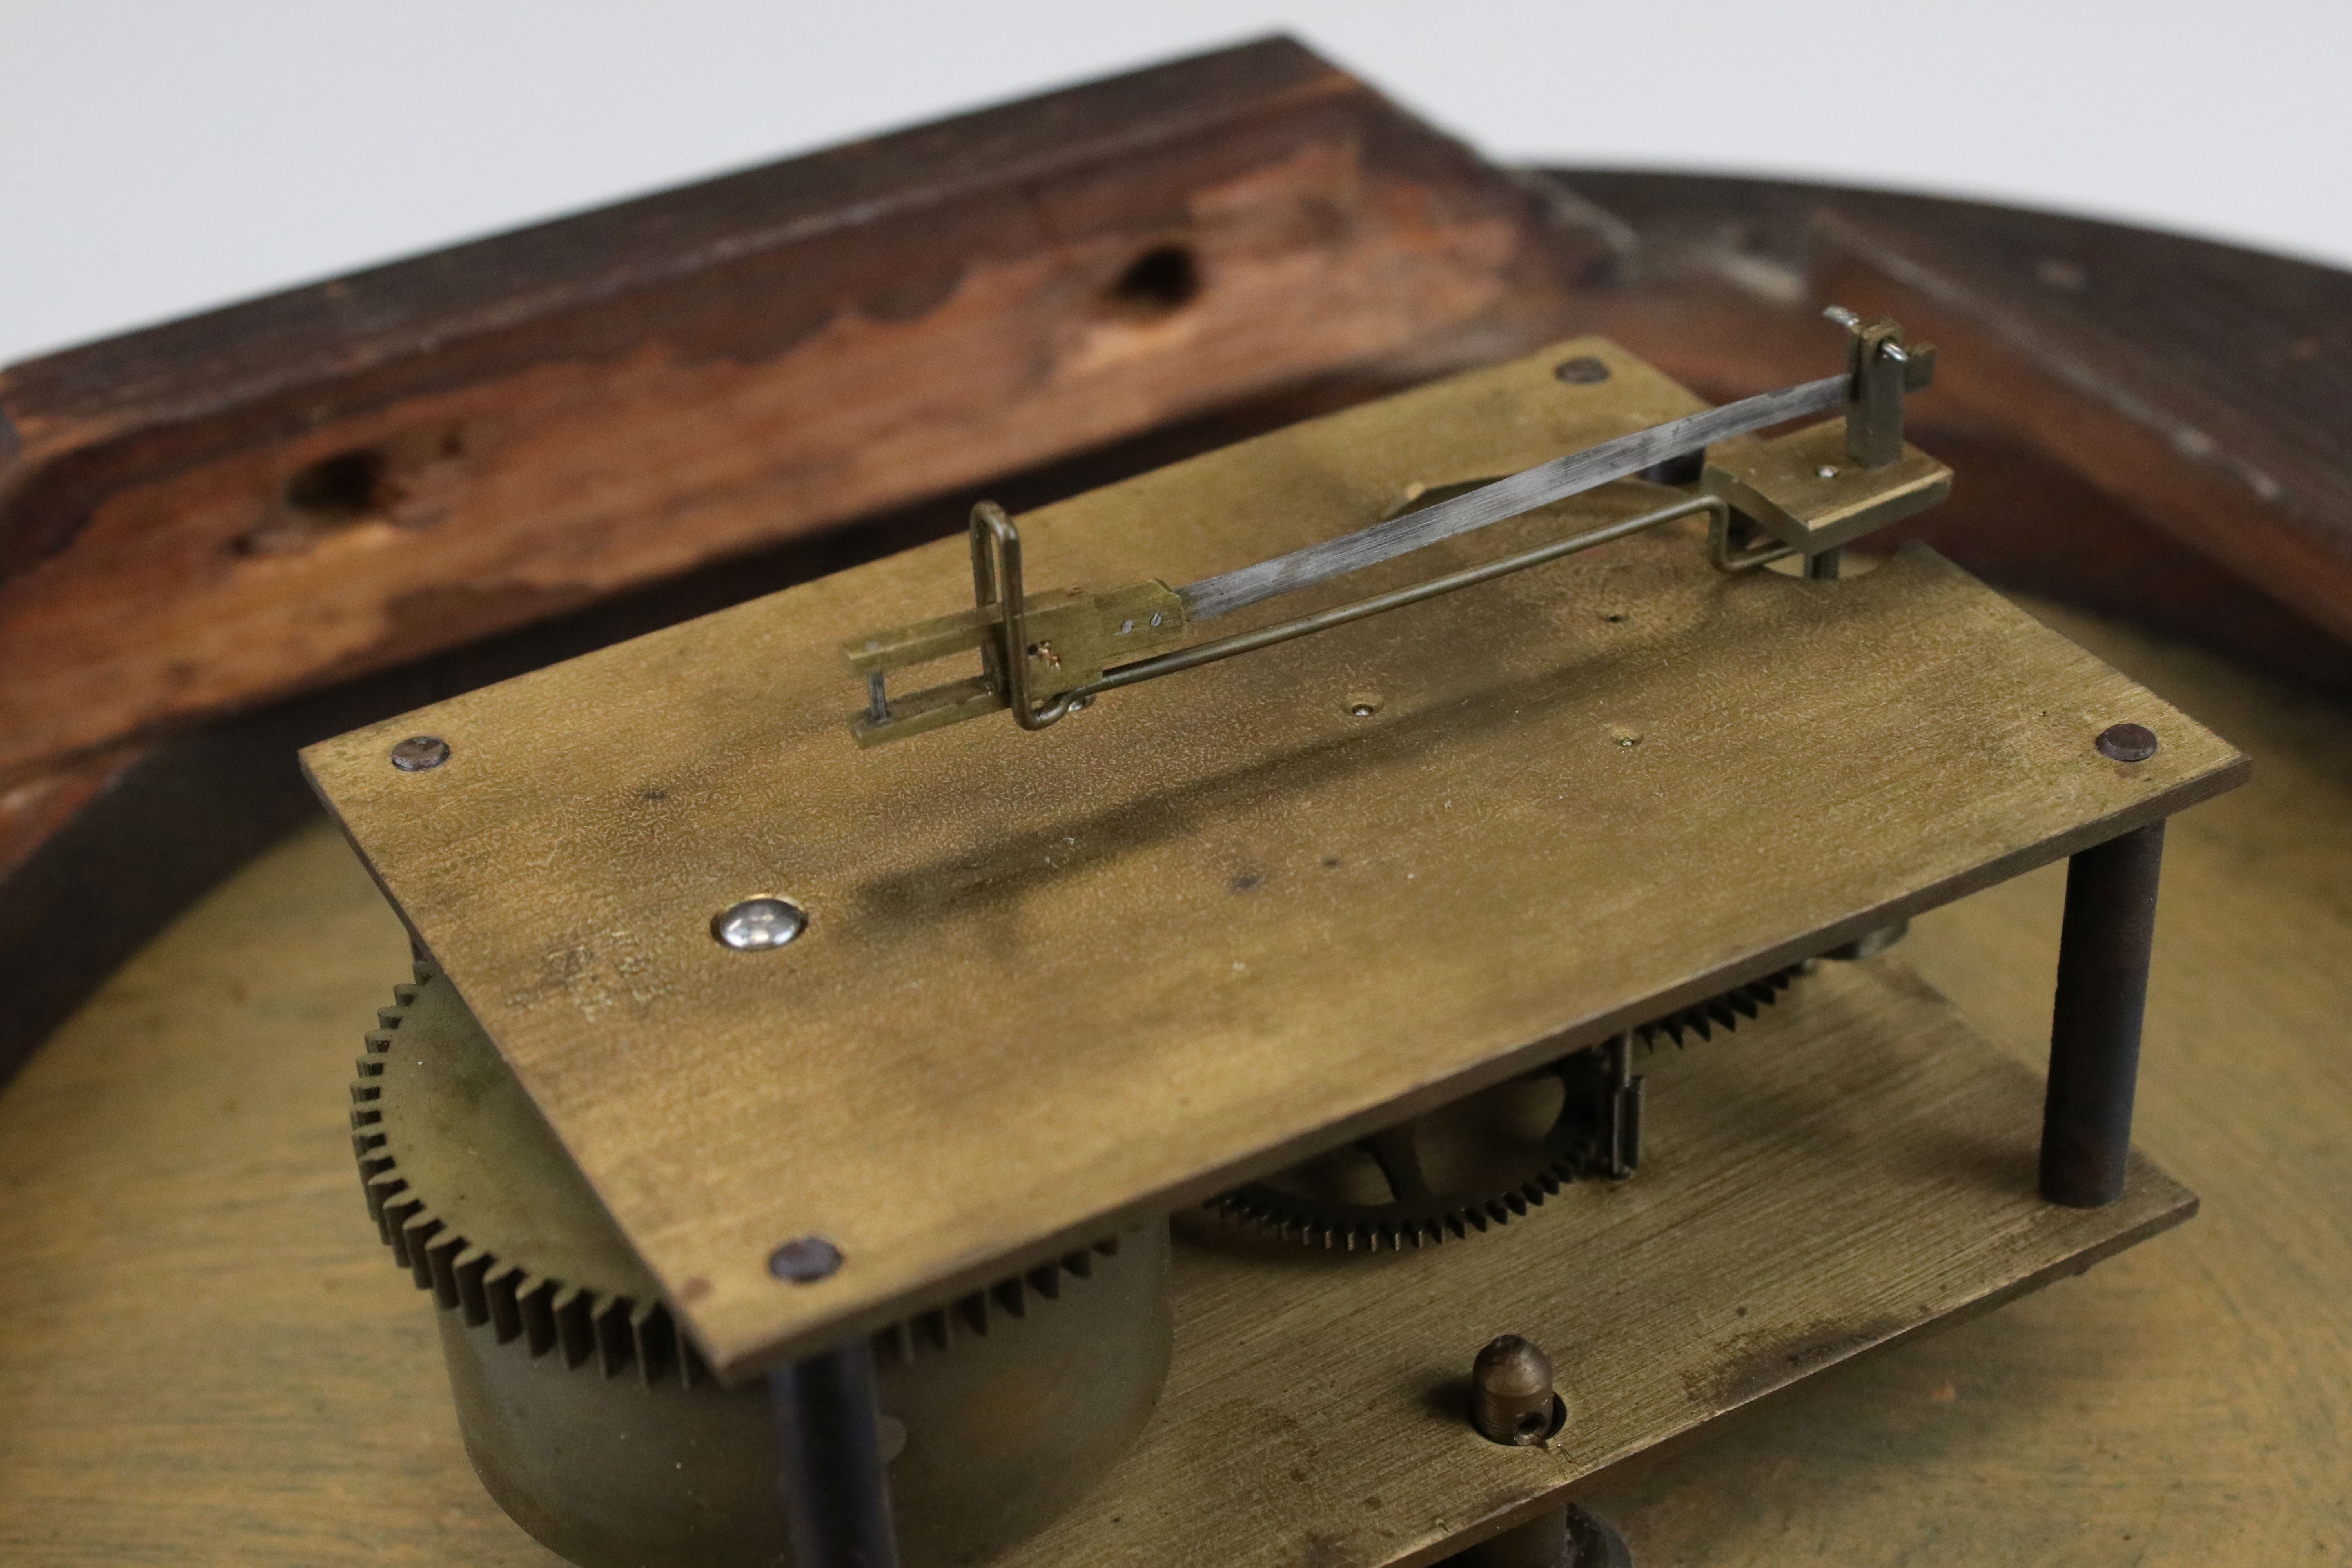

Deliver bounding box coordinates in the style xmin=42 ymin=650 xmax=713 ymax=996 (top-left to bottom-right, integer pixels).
xmin=1003 ymin=956 xmax=2193 ymax=1568
xmin=1704 ymin=422 xmax=1952 ymax=554
xmin=366 ymin=969 xmax=1172 ymax=1568
xmin=303 ymin=338 xmax=2245 ymax=1377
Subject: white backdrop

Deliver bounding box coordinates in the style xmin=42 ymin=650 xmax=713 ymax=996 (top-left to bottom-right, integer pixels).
xmin=4 ymin=0 xmax=2348 ymax=366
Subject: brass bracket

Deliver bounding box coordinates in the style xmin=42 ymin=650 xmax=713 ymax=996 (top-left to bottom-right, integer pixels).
xmin=841 ymin=504 xmax=1187 ymax=748
xmin=844 ymin=493 xmax=1734 ymax=747
xmin=1702 ymin=307 xmax=1949 ymax=571
xmin=842 ymin=310 xmax=1952 ymax=746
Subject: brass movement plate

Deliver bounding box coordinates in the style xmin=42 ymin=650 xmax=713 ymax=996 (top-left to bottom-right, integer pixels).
xmin=1005 ymin=956 xmax=2194 ymax=1568
xmin=303 ymin=339 xmax=2246 ymax=1377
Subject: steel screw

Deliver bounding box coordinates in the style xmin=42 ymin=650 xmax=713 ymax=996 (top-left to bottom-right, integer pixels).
xmin=1471 ymin=1334 xmax=1561 ymax=1446
xmin=389 ymin=735 xmax=450 ymax=771
xmin=713 ymin=897 xmax=808 ymax=951
xmin=769 ymin=1236 xmax=844 ymax=1283
xmin=2096 ymin=723 xmax=2159 ymax=763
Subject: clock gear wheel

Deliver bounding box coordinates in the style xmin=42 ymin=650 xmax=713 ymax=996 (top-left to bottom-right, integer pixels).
xmin=350 ymin=962 xmax=1173 ymax=1568
xmin=1208 ymin=963 xmax=1807 ymax=1251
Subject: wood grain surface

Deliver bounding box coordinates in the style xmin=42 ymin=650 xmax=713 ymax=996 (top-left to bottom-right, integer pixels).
xmin=304 ymin=341 xmax=2242 ymax=1377
xmin=0 ymin=599 xmax=2341 ymax=1564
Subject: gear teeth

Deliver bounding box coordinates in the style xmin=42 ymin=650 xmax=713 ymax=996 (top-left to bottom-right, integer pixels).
xmin=1207 ymin=1151 xmax=1582 ymax=1252
xmin=478 ymin=1263 xmax=520 ymax=1343
xmin=551 ymin=1285 xmax=595 ymax=1369
xmin=629 ymin=1299 xmax=673 ymax=1387
xmin=383 ymin=1196 xmax=425 ymax=1268
xmin=1214 ymin=964 xmax=1806 ymax=1250
xmin=401 ymin=1214 xmax=446 ymax=1289
xmin=518 ymin=1276 xmax=559 ymax=1359
xmin=453 ymin=1247 xmax=494 ymax=1327
xmin=1636 ymin=964 xmax=1802 ymax=1051
xmin=357 ymin=966 xmax=1117 ymax=1387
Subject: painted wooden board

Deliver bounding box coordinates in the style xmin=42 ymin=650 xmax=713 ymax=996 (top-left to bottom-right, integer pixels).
xmin=303 ymin=339 xmax=2245 ymax=1376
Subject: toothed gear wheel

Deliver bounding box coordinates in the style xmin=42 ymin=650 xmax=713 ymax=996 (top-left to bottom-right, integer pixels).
xmin=352 ymin=963 xmax=714 ymax=1383
xmin=350 ymin=964 xmax=1132 ymax=1381
xmin=1208 ymin=964 xmax=1805 ymax=1251
xmin=348 ymin=963 xmax=1174 ymax=1568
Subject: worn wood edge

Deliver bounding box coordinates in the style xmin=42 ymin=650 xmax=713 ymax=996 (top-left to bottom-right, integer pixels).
xmin=0 ymin=38 xmax=1355 ymax=451
xmin=1812 ymin=224 xmax=2352 ymax=651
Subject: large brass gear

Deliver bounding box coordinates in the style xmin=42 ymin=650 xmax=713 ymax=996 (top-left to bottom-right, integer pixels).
xmin=351 ymin=964 xmax=1172 ymax=1568
xmin=1207 ymin=965 xmax=1804 ymax=1251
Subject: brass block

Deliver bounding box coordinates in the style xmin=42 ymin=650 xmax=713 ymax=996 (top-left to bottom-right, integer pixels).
xmin=1705 ymin=418 xmax=1953 ymax=554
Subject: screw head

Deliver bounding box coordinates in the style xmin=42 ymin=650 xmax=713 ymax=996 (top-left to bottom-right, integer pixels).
xmin=389 ymin=735 xmax=450 ymax=771
xmin=1553 ymin=355 xmax=1610 ymax=385
xmin=769 ymin=1236 xmax=843 ymax=1283
xmin=2096 ymin=723 xmax=2159 ymax=763
xmin=712 ymin=897 xmax=808 ymax=951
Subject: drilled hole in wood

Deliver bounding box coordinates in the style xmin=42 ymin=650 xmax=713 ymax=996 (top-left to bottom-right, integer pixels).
xmin=1107 ymin=244 xmax=1201 ymax=316
xmin=283 ymin=448 xmax=386 ymax=521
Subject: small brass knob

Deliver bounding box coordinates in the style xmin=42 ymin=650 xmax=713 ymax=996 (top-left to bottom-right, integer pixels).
xmin=1471 ymin=1334 xmax=1560 ymax=1446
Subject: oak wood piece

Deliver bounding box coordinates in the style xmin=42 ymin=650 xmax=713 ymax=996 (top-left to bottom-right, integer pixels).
xmin=303 ymin=339 xmax=2244 ymax=1377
